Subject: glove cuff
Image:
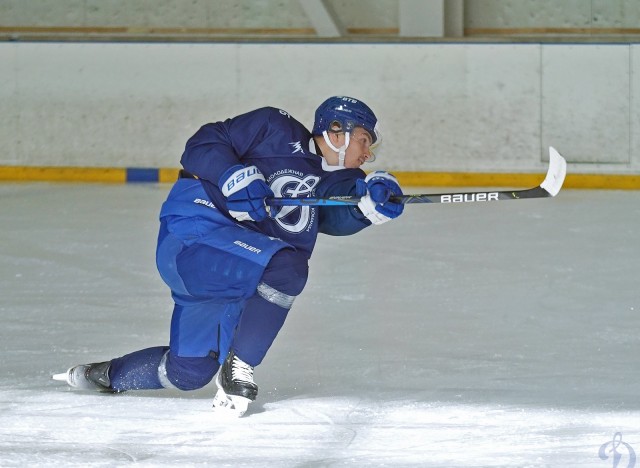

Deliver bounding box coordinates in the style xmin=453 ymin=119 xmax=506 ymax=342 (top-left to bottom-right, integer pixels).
xmin=357 ymin=196 xmax=392 ymax=225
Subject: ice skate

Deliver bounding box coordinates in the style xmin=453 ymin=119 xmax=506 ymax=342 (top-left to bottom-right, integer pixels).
xmin=52 ymin=361 xmax=116 ymax=393
xmin=212 ymin=351 xmax=257 ymax=417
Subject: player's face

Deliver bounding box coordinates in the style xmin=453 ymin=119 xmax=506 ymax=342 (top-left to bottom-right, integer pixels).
xmin=343 ymin=127 xmax=374 ymax=168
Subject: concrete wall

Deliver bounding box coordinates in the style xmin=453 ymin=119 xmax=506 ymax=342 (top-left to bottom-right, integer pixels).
xmin=465 ymin=0 xmax=640 ymax=30
xmin=0 ymin=0 xmax=394 ymax=31
xmin=1 ymin=0 xmax=639 ymax=32
xmin=1 ymin=41 xmax=637 ymax=175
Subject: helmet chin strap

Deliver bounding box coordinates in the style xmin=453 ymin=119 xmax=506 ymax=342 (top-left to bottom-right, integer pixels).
xmin=322 ymin=131 xmax=350 ymax=167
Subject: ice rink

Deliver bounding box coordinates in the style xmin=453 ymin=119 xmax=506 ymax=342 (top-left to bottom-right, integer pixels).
xmin=1 ymin=182 xmax=638 ymax=467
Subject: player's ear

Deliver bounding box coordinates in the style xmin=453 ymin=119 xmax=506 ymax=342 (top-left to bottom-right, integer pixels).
xmin=329 ymin=132 xmax=344 ymax=146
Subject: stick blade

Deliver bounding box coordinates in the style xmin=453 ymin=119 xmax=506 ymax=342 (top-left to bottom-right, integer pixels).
xmin=540 ymin=146 xmax=567 ymax=197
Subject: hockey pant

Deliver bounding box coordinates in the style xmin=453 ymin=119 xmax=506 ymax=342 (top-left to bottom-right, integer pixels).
xmin=109 ymin=218 xmax=308 ymax=392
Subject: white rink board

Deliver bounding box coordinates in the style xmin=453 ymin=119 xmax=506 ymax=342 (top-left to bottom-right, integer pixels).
xmin=0 ymin=44 xmax=18 ymax=166
xmin=1 ymin=41 xmax=638 ymax=173
xmin=631 ymin=45 xmax=640 ymax=166
xmin=541 ymin=44 xmax=631 ymax=164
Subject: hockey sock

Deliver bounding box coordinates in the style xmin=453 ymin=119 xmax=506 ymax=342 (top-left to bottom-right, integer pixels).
xmin=232 ymin=294 xmax=288 ymax=367
xmin=109 ymin=346 xmax=168 ymax=391
xmin=230 ymin=248 xmax=307 ymax=366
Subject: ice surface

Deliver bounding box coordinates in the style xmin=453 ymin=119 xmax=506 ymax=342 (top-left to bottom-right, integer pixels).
xmin=1 ymin=183 xmax=639 ymax=467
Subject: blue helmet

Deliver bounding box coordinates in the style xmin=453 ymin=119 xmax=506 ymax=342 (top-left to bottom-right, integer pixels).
xmin=312 ymin=96 xmax=381 ymax=144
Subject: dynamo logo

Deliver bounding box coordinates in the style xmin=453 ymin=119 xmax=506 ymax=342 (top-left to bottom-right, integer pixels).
xmin=270 ymin=173 xmax=320 ymax=233
xmin=599 ymin=432 xmax=636 ymax=468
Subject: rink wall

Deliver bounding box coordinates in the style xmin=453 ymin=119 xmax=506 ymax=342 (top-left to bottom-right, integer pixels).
xmin=1 ymin=41 xmax=640 ymax=188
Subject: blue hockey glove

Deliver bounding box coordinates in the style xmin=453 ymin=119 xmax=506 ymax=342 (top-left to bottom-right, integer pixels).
xmin=356 ymin=171 xmax=404 ymax=225
xmin=220 ymin=165 xmax=274 ymax=222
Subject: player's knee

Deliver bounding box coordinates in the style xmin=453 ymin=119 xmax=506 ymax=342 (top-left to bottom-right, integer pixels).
xmin=160 ymin=351 xmax=219 ymax=391
xmin=258 ymin=249 xmax=309 ymax=307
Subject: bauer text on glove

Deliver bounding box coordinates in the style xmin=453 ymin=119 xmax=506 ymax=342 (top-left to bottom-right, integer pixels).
xmin=220 ymin=165 xmax=274 ymax=222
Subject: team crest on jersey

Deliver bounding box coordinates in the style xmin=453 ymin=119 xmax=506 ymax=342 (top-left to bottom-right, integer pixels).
xmin=269 ymin=171 xmax=320 ymax=234
xmin=289 ymin=141 xmax=305 ymax=154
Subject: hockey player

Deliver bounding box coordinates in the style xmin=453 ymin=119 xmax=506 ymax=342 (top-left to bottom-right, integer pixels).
xmin=54 ymin=96 xmax=404 ymax=416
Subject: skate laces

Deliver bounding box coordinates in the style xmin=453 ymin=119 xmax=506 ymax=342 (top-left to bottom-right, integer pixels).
xmin=231 ymin=356 xmax=254 ymax=384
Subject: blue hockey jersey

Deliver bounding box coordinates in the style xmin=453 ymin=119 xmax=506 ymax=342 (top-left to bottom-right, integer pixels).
xmin=177 ymin=106 xmax=371 ymax=258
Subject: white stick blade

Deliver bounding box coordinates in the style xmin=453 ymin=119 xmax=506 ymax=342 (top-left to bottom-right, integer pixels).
xmin=540 ymin=147 xmax=567 ymax=197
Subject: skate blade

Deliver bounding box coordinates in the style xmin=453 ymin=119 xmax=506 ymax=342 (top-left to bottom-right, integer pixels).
xmin=212 ymin=392 xmax=250 ymax=418
xmin=52 ymin=370 xmax=70 ymax=382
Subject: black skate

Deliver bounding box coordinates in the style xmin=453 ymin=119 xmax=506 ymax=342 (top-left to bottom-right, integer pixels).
xmin=52 ymin=361 xmax=116 ymax=393
xmin=212 ymin=351 xmax=257 ymax=417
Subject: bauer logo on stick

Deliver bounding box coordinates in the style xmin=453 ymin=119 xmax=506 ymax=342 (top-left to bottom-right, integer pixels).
xmin=440 ymin=192 xmax=499 ymax=203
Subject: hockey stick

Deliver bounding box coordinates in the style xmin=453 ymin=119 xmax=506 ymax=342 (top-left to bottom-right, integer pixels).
xmin=266 ymin=147 xmax=567 ymax=206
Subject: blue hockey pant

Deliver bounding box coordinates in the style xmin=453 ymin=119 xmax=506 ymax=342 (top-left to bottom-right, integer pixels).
xmin=109 ymin=217 xmax=307 ymax=391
